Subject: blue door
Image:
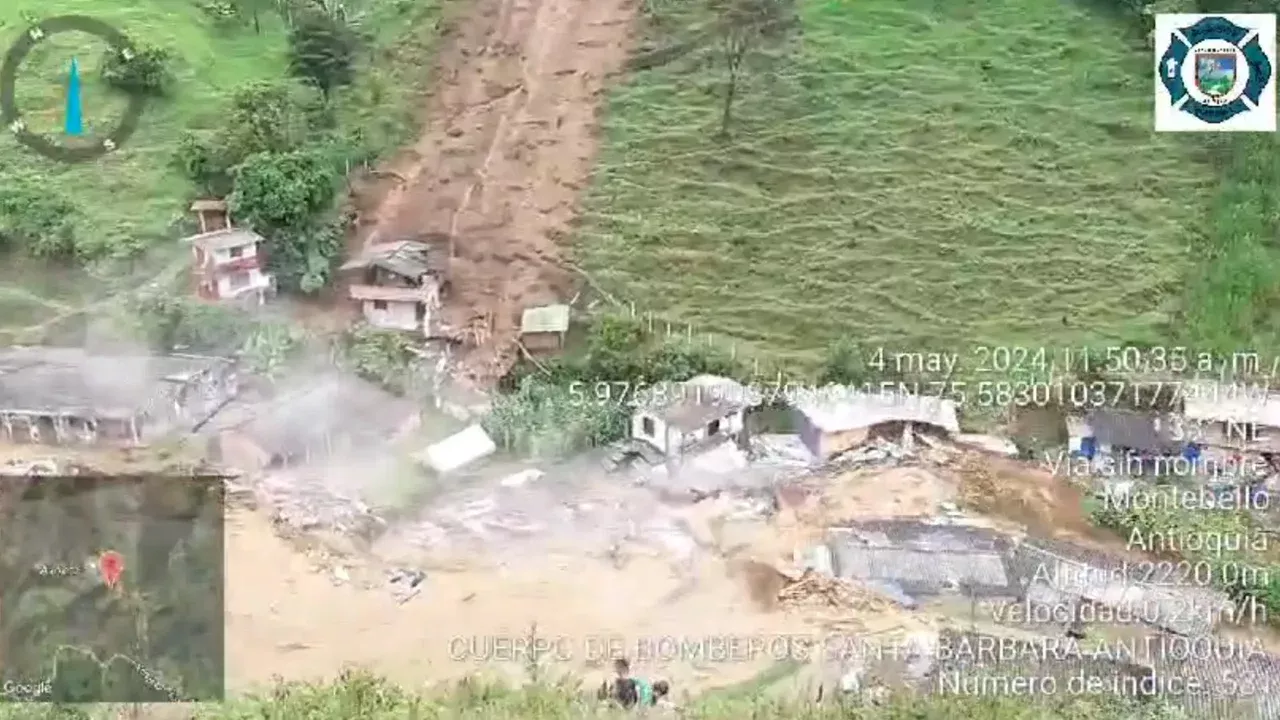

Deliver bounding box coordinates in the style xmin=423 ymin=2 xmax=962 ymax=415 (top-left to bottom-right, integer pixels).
xmin=1078 ymin=436 xmax=1097 ymax=459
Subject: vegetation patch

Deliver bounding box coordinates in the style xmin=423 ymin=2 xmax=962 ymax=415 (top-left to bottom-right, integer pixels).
xmin=0 ymin=0 xmax=441 ymax=264
xmin=490 ymin=313 xmax=739 ymax=457
xmin=577 ymin=0 xmax=1209 ymax=373
xmin=0 ymin=671 xmax=1190 ymax=719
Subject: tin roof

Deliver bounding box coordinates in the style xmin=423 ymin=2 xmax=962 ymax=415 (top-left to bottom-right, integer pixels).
xmin=1182 ymin=380 xmax=1280 ymax=428
xmin=0 ymin=347 xmax=233 ymax=418
xmin=415 ymin=424 xmax=496 ymax=473
xmin=185 ymin=227 xmax=263 ymax=251
xmin=791 ymin=386 xmax=959 ymax=434
xmin=1083 ymin=409 xmax=1180 ymax=453
xmin=640 ymin=375 xmax=753 ymax=430
xmin=341 ymin=241 xmax=436 ymax=279
xmin=520 ymin=304 xmax=570 ymax=334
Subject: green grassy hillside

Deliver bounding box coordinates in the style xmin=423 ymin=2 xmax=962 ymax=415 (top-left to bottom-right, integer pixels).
xmin=0 ymin=0 xmax=438 ymax=260
xmin=576 ymin=0 xmax=1212 ymax=372
xmin=0 ymin=1 xmax=289 ymax=256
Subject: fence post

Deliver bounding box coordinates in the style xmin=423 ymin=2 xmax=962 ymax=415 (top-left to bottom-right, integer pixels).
xmin=687 ymin=324 xmax=693 ymax=342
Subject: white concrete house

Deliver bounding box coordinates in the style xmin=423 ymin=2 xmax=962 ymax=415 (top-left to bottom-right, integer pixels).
xmin=341 ymin=241 xmax=442 ymax=336
xmin=631 ymin=375 xmax=755 ymax=457
xmin=187 ymin=228 xmax=274 ymax=304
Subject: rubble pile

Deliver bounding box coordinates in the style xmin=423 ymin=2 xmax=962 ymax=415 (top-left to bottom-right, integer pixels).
xmin=828 ymin=431 xmax=960 ymax=470
xmin=257 ymin=472 xmax=385 ymax=540
xmin=0 ymin=458 xmax=59 ymax=475
xmin=779 ymin=570 xmax=891 ymax=615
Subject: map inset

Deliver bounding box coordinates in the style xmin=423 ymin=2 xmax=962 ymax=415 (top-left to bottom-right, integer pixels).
xmin=0 ymin=473 xmax=225 ymax=702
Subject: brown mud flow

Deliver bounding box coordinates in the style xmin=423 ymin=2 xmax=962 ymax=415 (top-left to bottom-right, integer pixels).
xmin=356 ymin=0 xmax=637 ymax=385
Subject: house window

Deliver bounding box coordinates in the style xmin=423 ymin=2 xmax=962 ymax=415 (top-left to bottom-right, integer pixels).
xmin=642 ymin=416 xmax=655 ymax=437
xmin=229 ymin=246 xmax=244 ymax=258
xmin=707 ymin=419 xmax=721 ymax=436
xmin=228 ymin=271 xmax=251 ymax=289
xmin=373 ymin=300 xmax=388 ymax=310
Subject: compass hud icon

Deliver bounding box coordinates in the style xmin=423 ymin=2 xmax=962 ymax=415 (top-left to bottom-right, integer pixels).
xmin=1155 ymin=14 xmax=1277 ymax=132
xmin=0 ymin=15 xmax=147 ymax=162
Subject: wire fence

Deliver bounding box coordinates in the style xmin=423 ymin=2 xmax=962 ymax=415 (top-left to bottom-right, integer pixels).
xmin=569 ymin=264 xmax=778 ymax=378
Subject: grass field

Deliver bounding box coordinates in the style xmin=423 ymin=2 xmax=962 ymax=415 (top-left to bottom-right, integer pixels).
xmin=577 ymin=0 xmax=1215 ymax=374
xmin=0 ymin=0 xmax=442 ymax=336
xmin=0 ymin=0 xmax=439 ymax=261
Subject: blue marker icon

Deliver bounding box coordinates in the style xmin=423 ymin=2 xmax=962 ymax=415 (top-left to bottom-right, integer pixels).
xmin=64 ymin=57 xmax=83 ymax=136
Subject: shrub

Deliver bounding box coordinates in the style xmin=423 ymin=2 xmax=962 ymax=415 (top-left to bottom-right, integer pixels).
xmin=485 ymin=376 xmax=630 ymax=457
xmin=196 ymin=0 xmax=242 ymax=28
xmin=0 ymin=180 xmax=79 ymax=259
xmin=339 ymin=324 xmax=423 ymax=395
xmin=100 ymin=44 xmax=173 ymax=96
xmin=0 ymin=671 xmax=1184 ymax=719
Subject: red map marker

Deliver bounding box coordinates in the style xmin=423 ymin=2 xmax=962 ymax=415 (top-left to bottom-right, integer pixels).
xmin=99 ymin=550 xmax=124 ymax=589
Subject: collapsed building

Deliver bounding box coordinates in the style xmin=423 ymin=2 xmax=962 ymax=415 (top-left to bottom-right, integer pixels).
xmin=0 ymin=347 xmax=237 ymax=445
xmin=210 ymin=373 xmax=420 ymax=471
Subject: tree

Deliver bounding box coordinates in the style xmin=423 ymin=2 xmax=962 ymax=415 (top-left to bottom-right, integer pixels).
xmin=222 ymin=81 xmax=312 ymax=155
xmin=261 ymin=217 xmax=344 ymax=293
xmin=230 ymin=147 xmax=337 ymax=231
xmin=232 ymin=0 xmax=275 ymax=33
xmin=287 ymin=8 xmax=356 ymax=99
xmin=0 ymin=177 xmax=79 ymax=259
xmin=172 ymin=82 xmax=314 ymax=196
xmin=229 ymin=148 xmax=343 ymax=293
xmin=172 ymin=132 xmax=233 ymax=197
xmin=706 ymin=0 xmax=797 ymax=135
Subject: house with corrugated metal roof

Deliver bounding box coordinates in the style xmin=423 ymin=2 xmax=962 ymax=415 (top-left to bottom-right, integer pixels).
xmin=519 ymin=304 xmax=570 ymax=352
xmin=1065 ymin=408 xmax=1197 ymax=476
xmin=823 ymin=520 xmax=1020 ymax=600
xmin=788 ymin=385 xmax=959 ymax=460
xmin=630 ymin=375 xmax=756 ymax=458
xmin=0 ymin=346 xmax=238 ymax=445
xmin=340 ymin=241 xmax=444 ymax=336
xmin=212 ymin=373 xmax=419 ymax=470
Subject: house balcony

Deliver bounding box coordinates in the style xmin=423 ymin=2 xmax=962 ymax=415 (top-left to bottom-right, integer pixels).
xmin=213 ymin=255 xmax=264 ymax=273
xmin=348 ymin=284 xmax=436 ymax=303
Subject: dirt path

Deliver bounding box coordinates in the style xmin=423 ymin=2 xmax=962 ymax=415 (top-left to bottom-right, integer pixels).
xmin=356 ymin=0 xmax=636 ymax=384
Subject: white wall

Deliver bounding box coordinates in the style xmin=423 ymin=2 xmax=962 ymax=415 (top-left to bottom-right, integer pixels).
xmin=632 ymin=411 xmax=671 ymax=453
xmin=362 ymin=299 xmax=421 ymax=331
xmin=631 ymin=408 xmax=745 ymax=455
xmin=216 ymin=267 xmax=271 ymax=298
xmin=213 ymin=243 xmax=258 ymax=264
